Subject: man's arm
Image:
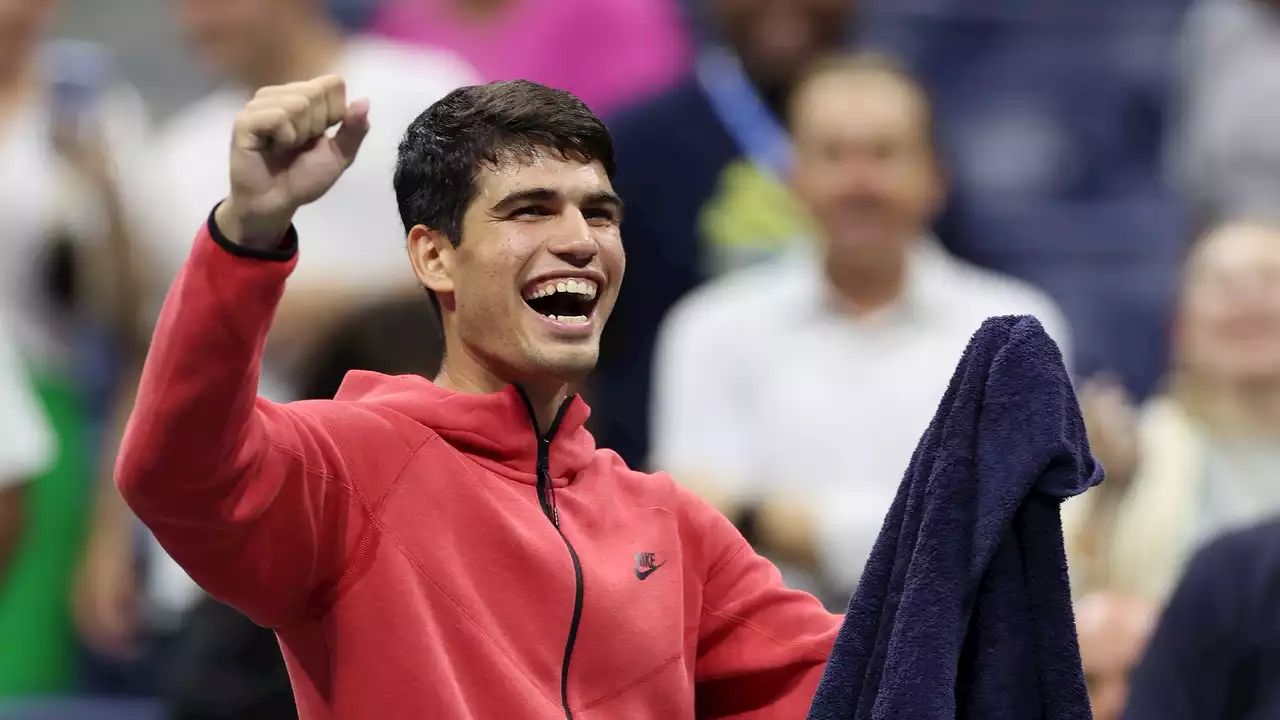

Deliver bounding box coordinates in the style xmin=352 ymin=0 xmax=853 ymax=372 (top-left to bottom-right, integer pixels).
xmin=116 ymin=75 xmax=374 ymax=627
xmin=116 ymin=213 xmax=361 ymax=626
xmin=676 ymin=485 xmax=839 ymax=718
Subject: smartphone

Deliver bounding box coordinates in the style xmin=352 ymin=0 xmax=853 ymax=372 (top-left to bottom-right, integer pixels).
xmin=42 ymin=39 xmax=116 ymax=136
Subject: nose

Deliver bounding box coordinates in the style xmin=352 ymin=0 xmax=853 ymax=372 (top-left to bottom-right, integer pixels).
xmin=548 ymin=209 xmax=599 ymax=268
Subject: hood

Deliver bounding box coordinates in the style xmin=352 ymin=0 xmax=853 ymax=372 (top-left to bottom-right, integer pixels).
xmin=333 ymin=371 xmax=596 ymax=487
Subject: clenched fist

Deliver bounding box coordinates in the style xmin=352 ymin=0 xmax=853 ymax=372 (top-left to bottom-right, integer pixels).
xmin=215 ymin=75 xmax=370 ymax=249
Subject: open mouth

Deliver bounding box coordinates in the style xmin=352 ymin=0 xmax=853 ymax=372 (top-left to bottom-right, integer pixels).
xmin=522 ymin=277 xmax=601 ymax=326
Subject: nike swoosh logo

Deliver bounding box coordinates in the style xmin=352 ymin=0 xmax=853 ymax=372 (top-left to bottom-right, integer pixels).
xmin=635 ymin=562 xmax=666 ymax=580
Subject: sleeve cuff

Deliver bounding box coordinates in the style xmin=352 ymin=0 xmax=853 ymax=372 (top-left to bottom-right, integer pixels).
xmin=206 ymin=202 xmax=299 ymax=262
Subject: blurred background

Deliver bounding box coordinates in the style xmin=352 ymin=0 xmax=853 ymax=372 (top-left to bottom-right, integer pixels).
xmin=3 ymin=0 xmax=1280 ymax=717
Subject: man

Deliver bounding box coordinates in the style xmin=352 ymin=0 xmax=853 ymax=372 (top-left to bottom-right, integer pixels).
xmin=650 ymin=56 xmax=1071 ymax=604
xmin=116 ymin=76 xmax=840 ymax=718
xmin=1073 ymin=592 xmax=1154 ymax=720
xmin=591 ymin=0 xmax=852 ymax=467
xmin=76 ymin=0 xmax=477 ymax=661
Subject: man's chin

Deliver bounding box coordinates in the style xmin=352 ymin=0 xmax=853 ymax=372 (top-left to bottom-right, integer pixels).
xmin=527 ymin=343 xmax=599 ymax=382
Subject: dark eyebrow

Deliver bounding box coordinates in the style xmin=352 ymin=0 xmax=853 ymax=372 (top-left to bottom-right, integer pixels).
xmin=583 ymin=190 xmax=625 ymax=216
xmin=491 ymin=188 xmax=625 ymax=215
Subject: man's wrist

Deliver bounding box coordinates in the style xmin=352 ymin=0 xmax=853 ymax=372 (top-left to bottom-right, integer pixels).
xmin=213 ymin=198 xmax=295 ymax=251
xmin=208 ymin=202 xmax=298 ymax=262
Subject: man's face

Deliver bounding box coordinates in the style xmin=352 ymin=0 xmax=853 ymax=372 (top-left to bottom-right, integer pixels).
xmin=173 ymin=0 xmax=279 ymax=81
xmin=426 ymin=152 xmax=625 ymax=384
xmin=791 ymin=69 xmax=942 ymax=278
xmin=0 ymin=0 xmax=54 ymax=81
xmin=711 ymin=0 xmax=850 ymax=96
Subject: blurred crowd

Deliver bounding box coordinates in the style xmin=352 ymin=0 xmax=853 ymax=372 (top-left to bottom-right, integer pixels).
xmin=2 ymin=0 xmax=1280 ymax=717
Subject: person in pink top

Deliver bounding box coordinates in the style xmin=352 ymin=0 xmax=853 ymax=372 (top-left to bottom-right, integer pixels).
xmin=371 ymin=0 xmax=691 ymax=115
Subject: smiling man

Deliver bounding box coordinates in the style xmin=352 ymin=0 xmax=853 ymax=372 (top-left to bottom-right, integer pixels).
xmin=115 ymin=76 xmax=839 ymax=719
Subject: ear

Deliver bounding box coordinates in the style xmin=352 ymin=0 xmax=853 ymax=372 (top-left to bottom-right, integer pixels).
xmin=407 ymin=225 xmax=456 ymax=296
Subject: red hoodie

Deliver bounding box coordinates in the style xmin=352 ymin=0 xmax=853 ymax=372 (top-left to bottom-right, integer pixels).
xmin=116 ymin=215 xmax=840 ymax=719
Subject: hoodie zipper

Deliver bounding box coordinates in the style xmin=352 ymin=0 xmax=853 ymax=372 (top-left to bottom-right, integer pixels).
xmin=518 ymin=390 xmax=583 ymax=720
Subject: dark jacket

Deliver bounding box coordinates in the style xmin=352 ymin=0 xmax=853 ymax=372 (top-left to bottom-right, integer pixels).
xmin=1125 ymin=518 xmax=1280 ymax=720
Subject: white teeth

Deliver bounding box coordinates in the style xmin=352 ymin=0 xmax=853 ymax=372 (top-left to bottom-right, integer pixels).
xmin=550 ymin=315 xmax=588 ymax=324
xmin=524 ymin=278 xmax=599 ymax=300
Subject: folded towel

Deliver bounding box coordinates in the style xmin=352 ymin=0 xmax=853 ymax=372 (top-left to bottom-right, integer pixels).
xmin=808 ymin=315 xmax=1101 ymax=720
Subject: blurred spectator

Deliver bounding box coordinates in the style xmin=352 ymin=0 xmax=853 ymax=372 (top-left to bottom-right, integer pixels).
xmin=1176 ymin=0 xmax=1280 ymax=227
xmin=592 ymin=0 xmax=852 ymax=468
xmin=1073 ymin=592 xmax=1155 ymax=720
xmin=75 ymin=0 xmax=475 ymax=693
xmin=1124 ymin=518 xmax=1280 ymax=719
xmin=370 ymin=0 xmax=690 ymax=116
xmin=0 ymin=317 xmax=56 ymax=585
xmin=650 ymin=55 xmax=1070 ymax=604
xmin=1065 ymin=220 xmax=1280 ymax=604
xmin=0 ymin=0 xmax=151 ymax=697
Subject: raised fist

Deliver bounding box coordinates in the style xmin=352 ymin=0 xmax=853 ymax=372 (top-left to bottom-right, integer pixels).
xmin=216 ymin=75 xmax=370 ymax=249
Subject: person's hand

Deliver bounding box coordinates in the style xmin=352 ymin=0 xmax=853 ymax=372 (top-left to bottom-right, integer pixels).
xmin=216 ymin=75 xmax=371 ymax=250
xmin=1079 ymin=376 xmax=1141 ymax=489
xmin=72 ymin=531 xmax=139 ymax=659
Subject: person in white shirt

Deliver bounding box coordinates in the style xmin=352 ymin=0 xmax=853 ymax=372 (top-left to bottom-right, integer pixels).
xmin=76 ymin=0 xmax=478 ymax=670
xmin=650 ymin=54 xmax=1071 ymax=605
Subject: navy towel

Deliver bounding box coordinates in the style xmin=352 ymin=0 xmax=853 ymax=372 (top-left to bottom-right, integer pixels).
xmin=808 ymin=315 xmax=1102 ymax=720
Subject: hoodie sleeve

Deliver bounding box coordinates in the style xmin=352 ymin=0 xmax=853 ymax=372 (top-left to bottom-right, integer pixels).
xmin=116 ymin=208 xmax=361 ymax=628
xmin=681 ymin=486 xmax=839 ymax=718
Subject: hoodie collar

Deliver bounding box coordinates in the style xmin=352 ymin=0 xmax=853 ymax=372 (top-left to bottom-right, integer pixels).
xmin=333 ymin=371 xmax=595 ymax=487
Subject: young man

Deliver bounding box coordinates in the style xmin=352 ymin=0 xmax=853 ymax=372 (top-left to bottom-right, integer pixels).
xmin=116 ymin=76 xmax=839 ymax=718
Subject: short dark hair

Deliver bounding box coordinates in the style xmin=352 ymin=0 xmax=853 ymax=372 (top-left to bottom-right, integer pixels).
xmin=394 ymin=80 xmax=615 ymax=327
xmin=395 ymin=78 xmax=615 ymax=267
